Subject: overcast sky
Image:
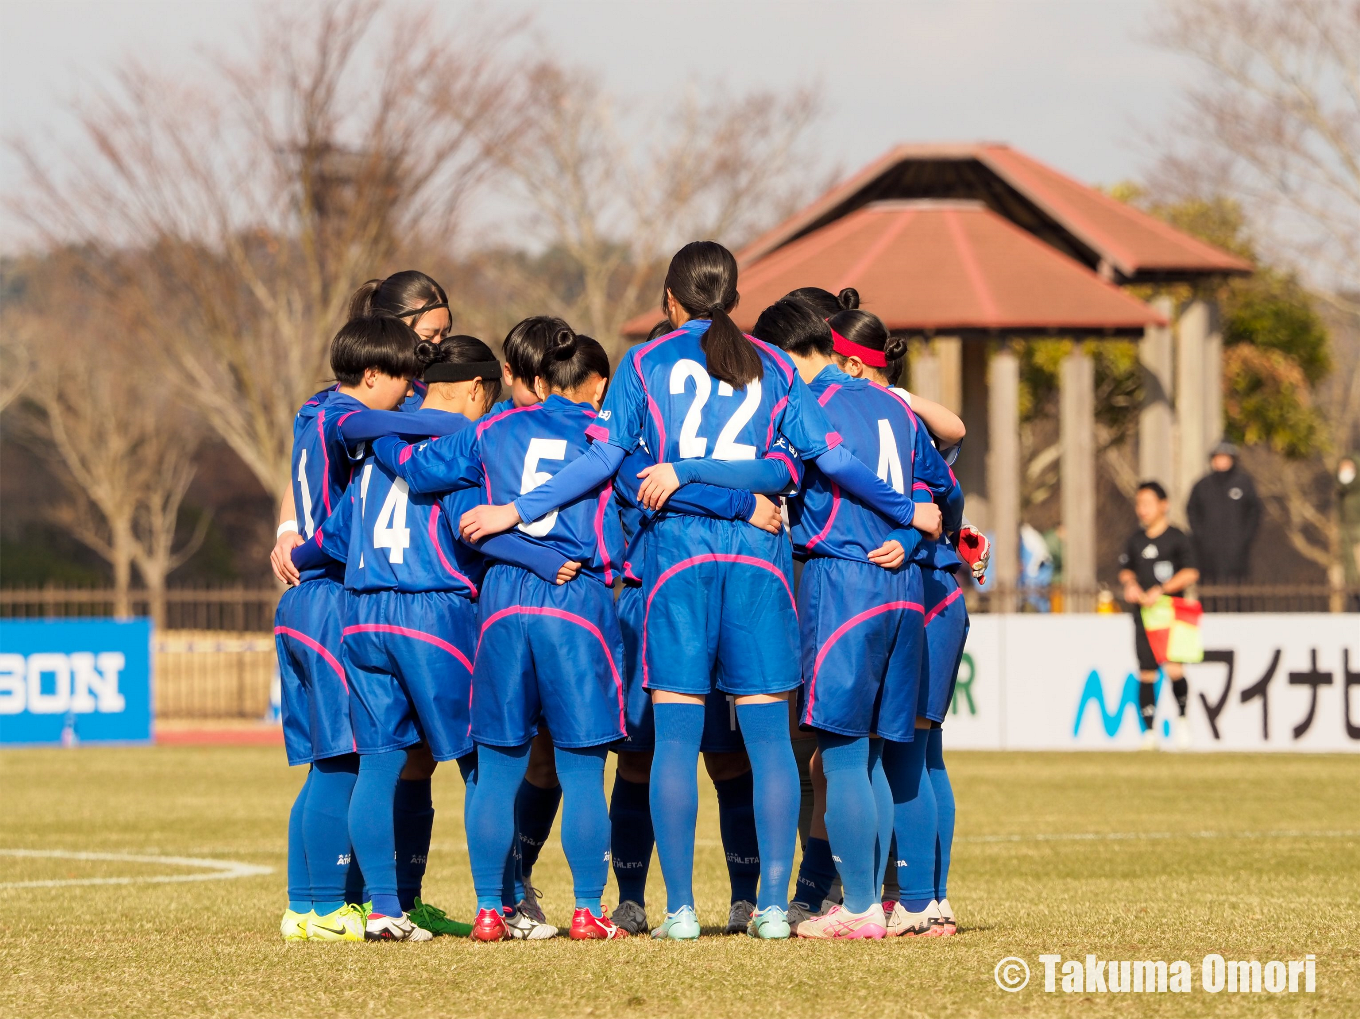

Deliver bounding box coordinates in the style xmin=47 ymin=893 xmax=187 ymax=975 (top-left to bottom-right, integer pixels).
xmin=0 ymin=0 xmax=1188 ymax=248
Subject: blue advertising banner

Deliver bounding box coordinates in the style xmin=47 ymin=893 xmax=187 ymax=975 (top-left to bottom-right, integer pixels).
xmin=0 ymin=619 xmax=153 ymax=745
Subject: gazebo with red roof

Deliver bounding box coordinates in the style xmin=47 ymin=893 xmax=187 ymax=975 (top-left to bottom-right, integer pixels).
xmin=622 ymin=144 xmax=1248 ymax=604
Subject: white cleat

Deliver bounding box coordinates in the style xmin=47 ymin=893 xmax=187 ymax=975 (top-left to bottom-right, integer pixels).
xmin=1172 ymin=715 xmax=1192 ymax=750
xmin=505 ymin=906 xmax=559 ymax=940
xmin=1140 ymin=728 xmax=1160 ymax=751
xmin=884 ymin=899 xmax=941 ymax=937
xmin=364 ymin=912 xmax=433 ymax=941
xmin=932 ymin=898 xmax=957 ymax=936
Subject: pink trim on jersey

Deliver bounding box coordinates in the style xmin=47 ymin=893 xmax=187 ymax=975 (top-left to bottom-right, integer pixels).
xmin=923 ymin=584 xmax=963 ymax=626
xmin=631 ymin=333 xmax=678 ymax=455
xmin=342 ymin=623 xmax=474 ymax=674
xmin=764 ymin=396 xmax=788 ymax=453
xmin=316 ymin=410 xmax=333 ymax=514
xmin=912 ymin=481 xmax=932 ymax=494
xmin=803 ymin=599 xmax=924 ymax=725
xmin=428 ymin=504 xmax=479 ymax=598
xmin=767 ymin=450 xmax=799 ymax=488
xmin=804 ymin=482 xmax=841 ymax=551
xmin=275 ymin=626 xmax=347 ymax=693
xmin=585 ymin=423 xmax=610 ymax=443
xmin=826 ymin=430 xmax=843 ymax=447
xmin=641 ymin=553 xmax=796 ymax=688
xmin=817 ymin=384 xmax=841 ymax=407
xmin=623 ymin=560 xmax=641 ymax=583
xmin=476 ymin=605 xmax=626 ymax=731
xmin=399 ymin=444 xmax=414 ymax=465
xmin=748 ymin=336 xmax=795 ymax=384
xmin=476 ymin=402 xmax=540 ymax=438
xmin=594 ymin=484 xmax=615 ymax=585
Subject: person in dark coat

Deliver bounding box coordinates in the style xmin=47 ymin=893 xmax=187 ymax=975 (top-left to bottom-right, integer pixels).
xmin=1186 ymin=441 xmax=1262 ymax=584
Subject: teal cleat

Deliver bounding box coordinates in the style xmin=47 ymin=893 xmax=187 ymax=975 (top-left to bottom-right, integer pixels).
xmin=747 ymin=905 xmax=791 ymax=939
xmin=650 ymin=905 xmax=701 ymax=940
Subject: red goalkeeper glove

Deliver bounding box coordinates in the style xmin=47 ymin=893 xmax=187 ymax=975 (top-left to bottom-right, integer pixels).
xmin=956 ymin=526 xmax=990 ymax=583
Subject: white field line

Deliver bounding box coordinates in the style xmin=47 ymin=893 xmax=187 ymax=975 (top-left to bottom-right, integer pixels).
xmin=0 ymin=848 xmax=273 ymax=889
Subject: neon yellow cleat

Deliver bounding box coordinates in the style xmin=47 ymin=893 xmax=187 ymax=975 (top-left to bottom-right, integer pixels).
xmin=281 ymin=908 xmax=314 ymax=942
xmin=307 ymin=903 xmax=366 ymax=942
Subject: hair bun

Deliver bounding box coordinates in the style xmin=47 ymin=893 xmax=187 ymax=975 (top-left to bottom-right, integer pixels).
xmin=883 ymin=335 xmax=908 ymax=362
xmin=414 ymin=339 xmax=441 ymax=366
xmin=549 ymin=326 xmax=578 ymax=361
xmin=837 ymin=287 xmax=860 ymax=311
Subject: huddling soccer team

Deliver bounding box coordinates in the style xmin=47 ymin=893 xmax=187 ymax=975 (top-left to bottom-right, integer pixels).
xmin=271 ymin=240 xmax=990 ymax=944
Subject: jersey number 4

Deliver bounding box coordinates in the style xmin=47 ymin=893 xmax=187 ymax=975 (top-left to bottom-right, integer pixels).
xmin=373 ymin=478 xmax=411 ymax=564
xmin=876 ymin=419 xmax=905 ymax=494
xmin=670 ymin=359 xmax=761 ymax=460
xmin=519 ymin=438 xmax=567 ymax=537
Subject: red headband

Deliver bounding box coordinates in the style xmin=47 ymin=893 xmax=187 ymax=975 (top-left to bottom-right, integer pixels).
xmin=831 ymin=329 xmax=887 ymax=368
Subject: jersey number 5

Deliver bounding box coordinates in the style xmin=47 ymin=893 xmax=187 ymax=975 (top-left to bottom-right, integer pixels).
xmin=669 ymin=358 xmax=761 ymax=460
xmin=520 ymin=438 xmax=568 ymax=537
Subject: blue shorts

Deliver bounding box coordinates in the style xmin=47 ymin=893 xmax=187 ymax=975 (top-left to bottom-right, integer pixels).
xmin=341 ymin=589 xmax=477 ymax=761
xmin=616 ymin=583 xmax=744 ymax=754
xmin=275 ymin=578 xmax=354 ymax=765
xmin=473 ymin=565 xmax=626 ymax=749
xmin=641 ymin=516 xmax=799 ymax=697
xmin=918 ymin=567 xmax=968 ymax=723
xmin=796 ymin=557 xmax=924 ymax=743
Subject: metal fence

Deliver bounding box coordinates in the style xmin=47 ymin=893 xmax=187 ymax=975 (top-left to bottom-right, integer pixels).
xmin=155 ymin=631 xmax=277 ymax=719
xmin=0 ymin=585 xmax=280 ymax=630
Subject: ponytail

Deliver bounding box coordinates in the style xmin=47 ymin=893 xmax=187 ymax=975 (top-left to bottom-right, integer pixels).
xmin=346 ymin=271 xmax=448 ymax=328
xmin=663 ymin=241 xmax=762 ymax=389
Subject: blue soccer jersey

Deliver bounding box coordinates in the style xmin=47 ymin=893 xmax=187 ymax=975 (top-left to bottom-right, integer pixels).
xmin=789 ymin=366 xmax=955 ymax=563
xmin=590 ymin=319 xmax=839 ymax=474
xmin=289 ymin=390 xmax=371 ymax=582
xmin=380 ymin=395 xmax=624 ymax=583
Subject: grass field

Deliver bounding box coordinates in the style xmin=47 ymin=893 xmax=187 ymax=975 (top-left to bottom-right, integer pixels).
xmin=2 ymin=746 xmax=1357 ymax=1019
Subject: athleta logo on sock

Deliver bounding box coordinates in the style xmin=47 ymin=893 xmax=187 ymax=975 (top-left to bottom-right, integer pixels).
xmin=336 ymin=853 xmax=351 ymax=866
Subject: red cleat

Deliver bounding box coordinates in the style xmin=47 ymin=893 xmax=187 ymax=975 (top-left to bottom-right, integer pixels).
xmin=472 ymin=907 xmax=509 ymax=942
xmin=569 ymin=907 xmax=628 ymax=940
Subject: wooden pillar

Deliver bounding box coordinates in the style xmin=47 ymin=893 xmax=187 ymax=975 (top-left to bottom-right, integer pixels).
xmin=1175 ymin=298 xmax=1212 ymax=526
xmin=1139 ymin=293 xmax=1174 ymax=492
xmin=1061 ymin=342 xmax=1096 ymax=611
xmin=957 ymin=339 xmax=990 ymax=529
xmin=1203 ymin=297 xmax=1224 ymax=450
xmin=935 ymin=337 xmax=962 ymax=414
xmin=988 ymin=341 xmax=1020 ymax=612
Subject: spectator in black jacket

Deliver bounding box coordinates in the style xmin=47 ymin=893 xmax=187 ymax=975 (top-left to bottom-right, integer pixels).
xmin=1187 ymin=442 xmax=1261 ymax=584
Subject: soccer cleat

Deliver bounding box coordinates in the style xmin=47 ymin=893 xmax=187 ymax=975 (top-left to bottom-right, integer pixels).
xmin=746 ymin=905 xmax=791 ymax=940
xmin=932 ymin=898 xmax=957 ymax=936
xmin=365 ymin=911 xmax=433 ymax=942
xmin=307 ymin=903 xmax=365 ymax=942
xmin=796 ymin=902 xmax=887 ymax=940
xmin=281 ymin=908 xmax=313 ymax=941
xmin=611 ymin=899 xmax=649 ymax=936
xmin=407 ymin=898 xmax=473 ymax=938
xmin=504 ymin=904 xmax=559 ymax=940
xmin=1172 ymin=715 xmax=1192 ymax=750
xmin=1140 ymin=728 xmax=1160 ymax=751
xmin=570 ymin=907 xmax=628 ymax=940
xmin=786 ymin=900 xmax=816 ymax=936
xmin=519 ymin=885 xmax=547 ymax=923
xmin=471 ymin=907 xmax=510 ymax=942
xmin=885 ymin=900 xmax=940 ymax=937
xmin=651 ymin=905 xmax=701 ymax=940
xmin=726 ymin=900 xmax=755 ymax=935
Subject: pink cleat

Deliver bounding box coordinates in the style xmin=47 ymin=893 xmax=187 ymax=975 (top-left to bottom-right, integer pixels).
xmin=795 ymin=902 xmax=886 ymax=940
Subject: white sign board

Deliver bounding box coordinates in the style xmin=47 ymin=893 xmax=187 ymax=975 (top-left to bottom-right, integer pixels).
xmin=942 ymin=614 xmax=1359 ymax=752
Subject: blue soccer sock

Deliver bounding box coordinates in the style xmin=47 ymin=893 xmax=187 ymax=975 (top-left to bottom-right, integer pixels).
xmin=713 ymin=769 xmax=760 ymax=905
xmin=869 ymin=739 xmax=894 ymax=895
xmin=555 ymin=745 xmax=611 ymax=910
xmin=926 ymin=728 xmax=955 ymax=901
xmin=817 ymin=732 xmax=878 ymax=913
xmin=457 ymin=751 xmax=518 ymax=911
xmin=794 ymin=837 xmax=837 ymax=908
xmin=735 ymin=701 xmax=799 ymax=912
xmin=393 ymin=777 xmax=434 ymax=912
xmin=610 ymin=775 xmax=653 ymax=905
xmin=883 ymin=732 xmax=937 ymax=912
xmin=516 ymin=777 xmax=562 ymax=883
xmin=467 ymin=742 xmax=531 ymax=912
xmin=347 ymin=748 xmax=407 ymax=917
xmin=650 ymin=702 xmax=704 ymax=913
xmin=304 ymin=753 xmax=359 ymax=915
xmin=287 ymin=768 xmax=313 ymax=913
